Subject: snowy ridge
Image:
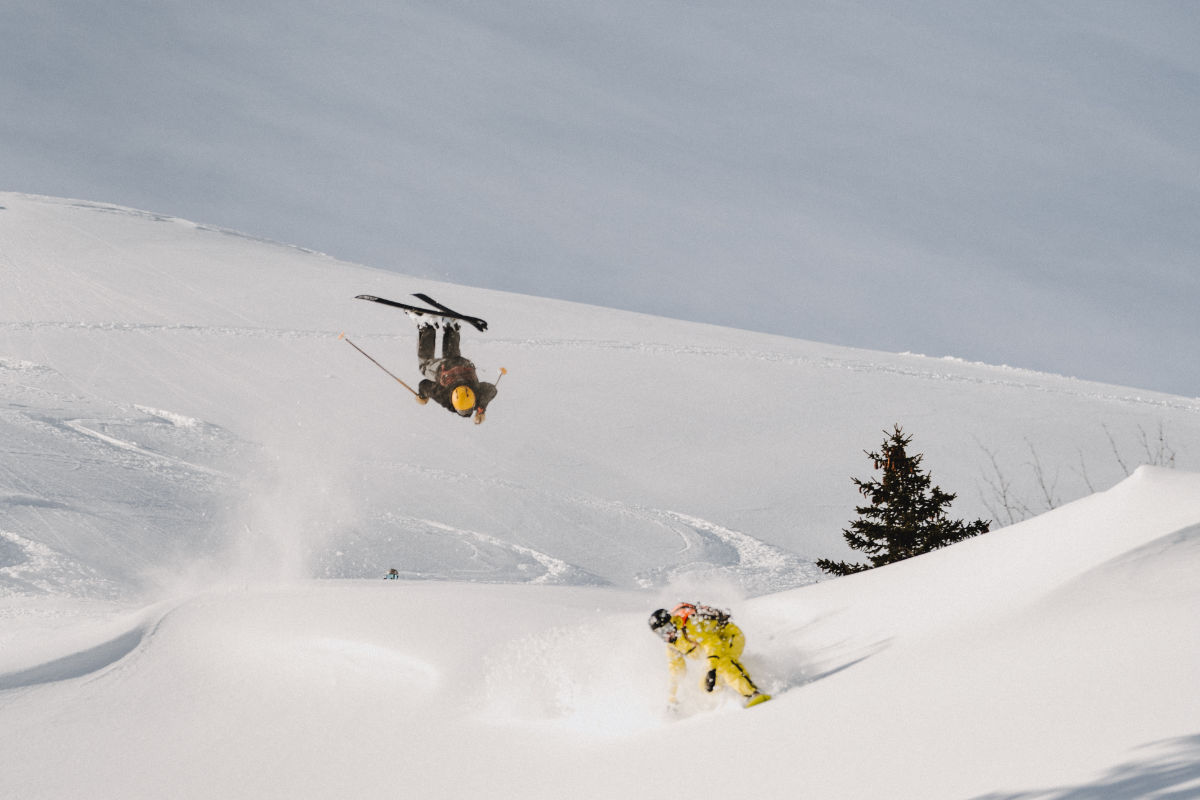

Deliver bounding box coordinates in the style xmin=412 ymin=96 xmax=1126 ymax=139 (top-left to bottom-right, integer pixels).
xmin=509 ymin=335 xmax=1200 ymax=410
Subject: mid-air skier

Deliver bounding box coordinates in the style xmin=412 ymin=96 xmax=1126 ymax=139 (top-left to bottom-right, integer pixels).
xmin=414 ymin=320 xmax=497 ymax=425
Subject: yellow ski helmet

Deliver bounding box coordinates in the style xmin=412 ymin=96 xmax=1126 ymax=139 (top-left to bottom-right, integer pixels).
xmin=451 ymin=385 xmax=476 ymax=414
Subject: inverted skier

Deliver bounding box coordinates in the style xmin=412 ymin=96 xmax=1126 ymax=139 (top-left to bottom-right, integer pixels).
xmin=414 ymin=320 xmax=497 ymax=425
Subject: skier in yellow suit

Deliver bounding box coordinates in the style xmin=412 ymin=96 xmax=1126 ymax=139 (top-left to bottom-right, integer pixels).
xmin=648 ymin=603 xmax=771 ymax=708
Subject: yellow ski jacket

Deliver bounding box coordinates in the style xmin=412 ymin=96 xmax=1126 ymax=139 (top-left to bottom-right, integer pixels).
xmin=663 ymin=613 xmax=760 ymax=702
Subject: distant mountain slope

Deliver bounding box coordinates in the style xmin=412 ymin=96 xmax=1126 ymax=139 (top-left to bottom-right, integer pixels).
xmin=2 ymin=192 xmax=1199 ymax=597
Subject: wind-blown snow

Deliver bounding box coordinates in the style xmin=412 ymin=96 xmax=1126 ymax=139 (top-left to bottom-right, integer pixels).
xmin=2 ymin=193 xmax=1199 ymax=798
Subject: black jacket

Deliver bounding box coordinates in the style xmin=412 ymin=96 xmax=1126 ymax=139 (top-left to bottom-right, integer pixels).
xmin=418 ymin=356 xmax=497 ymax=414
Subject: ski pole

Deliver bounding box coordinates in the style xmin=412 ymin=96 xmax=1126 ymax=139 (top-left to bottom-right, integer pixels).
xmin=495 ymin=367 xmax=507 ymax=387
xmin=340 ymin=333 xmax=419 ymax=396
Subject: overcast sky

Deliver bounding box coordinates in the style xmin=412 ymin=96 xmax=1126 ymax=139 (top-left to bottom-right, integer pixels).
xmin=3 ymin=1 xmax=1198 ymax=397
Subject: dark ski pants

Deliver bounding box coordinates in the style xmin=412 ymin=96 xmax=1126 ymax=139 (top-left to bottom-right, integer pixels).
xmin=417 ymin=324 xmax=461 ymax=381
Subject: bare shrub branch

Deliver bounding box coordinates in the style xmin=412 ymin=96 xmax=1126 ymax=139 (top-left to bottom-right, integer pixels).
xmin=1103 ymin=423 xmax=1130 ymax=476
xmin=1024 ymin=439 xmax=1060 ymax=511
xmin=976 ymin=440 xmax=1031 ymax=527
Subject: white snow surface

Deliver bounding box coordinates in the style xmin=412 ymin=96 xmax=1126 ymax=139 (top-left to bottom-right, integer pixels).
xmin=2 ymin=192 xmax=1200 ymax=798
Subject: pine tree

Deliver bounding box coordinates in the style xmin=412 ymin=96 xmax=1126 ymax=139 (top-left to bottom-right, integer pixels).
xmin=817 ymin=424 xmax=991 ymax=576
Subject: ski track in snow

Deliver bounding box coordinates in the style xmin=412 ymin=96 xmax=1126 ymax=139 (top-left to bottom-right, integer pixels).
xmin=1 ymin=356 xmax=244 ymax=597
xmin=0 ymin=320 xmax=334 ymax=341
xmin=0 ymin=530 xmax=117 ymax=598
xmin=63 ymin=419 xmax=230 ymax=478
xmin=667 ymin=511 xmax=820 ymax=576
xmin=636 ymin=510 xmax=824 ymax=595
xmin=364 ymin=459 xmax=821 ymax=593
xmin=418 ymin=518 xmax=593 ymax=585
xmin=352 ymin=511 xmax=606 ymax=586
xmin=4 ymin=347 xmax=819 ymax=593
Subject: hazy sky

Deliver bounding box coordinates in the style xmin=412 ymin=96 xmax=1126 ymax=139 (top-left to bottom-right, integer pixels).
xmin=3 ymin=1 xmax=1198 ymax=397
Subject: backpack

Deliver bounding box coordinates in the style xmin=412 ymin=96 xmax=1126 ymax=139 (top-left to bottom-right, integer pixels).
xmin=671 ymin=602 xmax=730 ymax=628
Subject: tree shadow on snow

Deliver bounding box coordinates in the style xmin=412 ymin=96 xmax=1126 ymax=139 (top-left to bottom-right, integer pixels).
xmin=971 ymin=734 xmax=1200 ymax=800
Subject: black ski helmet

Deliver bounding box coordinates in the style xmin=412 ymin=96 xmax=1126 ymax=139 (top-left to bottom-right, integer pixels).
xmin=648 ymin=608 xmax=677 ymax=643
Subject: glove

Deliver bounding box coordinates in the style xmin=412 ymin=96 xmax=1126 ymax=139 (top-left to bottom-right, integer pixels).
xmin=474 ymin=409 xmax=485 ymax=425
xmin=415 ymin=395 xmax=428 ymax=405
xmin=705 ymin=669 xmax=717 ymax=693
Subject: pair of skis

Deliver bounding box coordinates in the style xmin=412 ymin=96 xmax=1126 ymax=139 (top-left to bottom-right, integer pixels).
xmin=343 ymin=292 xmax=501 ymax=398
xmin=354 ymin=293 xmax=488 ymax=332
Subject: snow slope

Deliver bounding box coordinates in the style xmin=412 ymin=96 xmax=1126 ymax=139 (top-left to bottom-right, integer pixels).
xmin=2 ymin=193 xmax=1200 ymax=798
